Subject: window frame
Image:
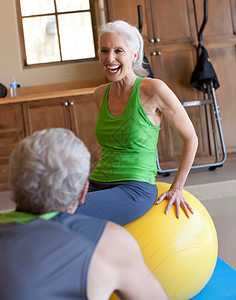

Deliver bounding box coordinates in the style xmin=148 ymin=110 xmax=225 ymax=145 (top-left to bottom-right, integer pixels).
xmin=16 ymin=0 xmax=99 ymax=68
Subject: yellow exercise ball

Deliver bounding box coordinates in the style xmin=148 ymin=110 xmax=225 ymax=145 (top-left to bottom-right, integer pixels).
xmin=110 ymin=182 xmax=218 ymax=300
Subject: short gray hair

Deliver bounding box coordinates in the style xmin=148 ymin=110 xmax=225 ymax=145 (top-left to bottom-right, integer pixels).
xmin=9 ymin=128 xmax=90 ymax=214
xmin=98 ymin=20 xmax=148 ymax=77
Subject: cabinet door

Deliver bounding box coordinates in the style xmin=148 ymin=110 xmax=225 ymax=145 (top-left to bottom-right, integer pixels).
xmin=194 ymin=0 xmax=236 ymax=42
xmin=69 ymin=95 xmax=101 ymax=172
xmin=147 ymin=45 xmax=199 ymax=100
xmin=104 ymin=0 xmax=197 ymax=46
xmin=0 ymin=104 xmax=25 ymax=189
xmin=149 ymin=0 xmax=196 ymax=45
xmin=104 ymin=0 xmax=154 ymax=45
xmin=22 ymin=98 xmax=71 ymax=135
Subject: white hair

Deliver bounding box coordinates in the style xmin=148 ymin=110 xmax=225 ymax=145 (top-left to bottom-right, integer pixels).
xmin=9 ymin=128 xmax=90 ymax=214
xmin=98 ymin=20 xmax=149 ymax=77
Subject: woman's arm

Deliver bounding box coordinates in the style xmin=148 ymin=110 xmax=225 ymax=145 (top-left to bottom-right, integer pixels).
xmin=142 ymin=79 xmax=198 ymax=218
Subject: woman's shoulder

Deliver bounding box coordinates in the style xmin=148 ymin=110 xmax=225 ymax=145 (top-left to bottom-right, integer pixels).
xmin=141 ymin=77 xmax=168 ymax=91
xmin=94 ymin=83 xmax=110 ymax=108
xmin=140 ymin=77 xmax=169 ymax=98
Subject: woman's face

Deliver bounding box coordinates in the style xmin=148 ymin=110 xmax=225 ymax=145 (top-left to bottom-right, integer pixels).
xmin=99 ymin=32 xmax=137 ymax=81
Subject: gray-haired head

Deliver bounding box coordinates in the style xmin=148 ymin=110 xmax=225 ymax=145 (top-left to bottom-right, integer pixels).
xmin=9 ymin=128 xmax=90 ymax=214
xmin=98 ymin=20 xmax=148 ymax=77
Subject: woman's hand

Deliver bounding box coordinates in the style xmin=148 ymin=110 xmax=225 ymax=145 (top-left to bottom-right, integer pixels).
xmin=156 ymin=189 xmax=194 ymax=219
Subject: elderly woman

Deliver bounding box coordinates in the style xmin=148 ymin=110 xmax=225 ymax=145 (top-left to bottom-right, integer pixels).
xmin=77 ymin=20 xmax=198 ymax=225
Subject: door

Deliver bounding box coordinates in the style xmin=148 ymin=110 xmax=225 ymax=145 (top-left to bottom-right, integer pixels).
xmin=22 ymin=98 xmax=71 ymax=135
xmin=149 ymin=0 xmax=197 ymax=45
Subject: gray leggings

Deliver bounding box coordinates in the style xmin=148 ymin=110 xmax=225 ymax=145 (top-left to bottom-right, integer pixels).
xmin=75 ymin=180 xmax=158 ymax=226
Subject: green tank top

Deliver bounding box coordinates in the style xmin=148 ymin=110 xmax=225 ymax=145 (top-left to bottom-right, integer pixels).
xmin=90 ymin=77 xmax=161 ymax=184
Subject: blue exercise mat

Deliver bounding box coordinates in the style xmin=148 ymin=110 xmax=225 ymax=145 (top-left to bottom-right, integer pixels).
xmin=190 ymin=257 xmax=236 ymax=299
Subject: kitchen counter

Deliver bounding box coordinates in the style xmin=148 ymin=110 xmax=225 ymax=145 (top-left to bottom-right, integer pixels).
xmin=0 ymin=86 xmax=97 ymax=105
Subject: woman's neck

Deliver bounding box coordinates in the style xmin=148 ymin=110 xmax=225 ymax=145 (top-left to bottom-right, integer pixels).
xmin=111 ymin=74 xmax=137 ymax=97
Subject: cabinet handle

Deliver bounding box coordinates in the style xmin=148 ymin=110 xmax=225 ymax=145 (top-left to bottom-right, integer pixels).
xmin=0 ymin=169 xmax=6 ymax=173
xmin=151 ymin=51 xmax=161 ymax=56
xmin=64 ymin=101 xmax=69 ymax=106
xmin=0 ymin=143 xmax=2 ymax=147
xmin=149 ymin=38 xmax=155 ymax=43
xmin=155 ymin=38 xmax=160 ymax=43
xmin=70 ymin=102 xmax=74 ymax=106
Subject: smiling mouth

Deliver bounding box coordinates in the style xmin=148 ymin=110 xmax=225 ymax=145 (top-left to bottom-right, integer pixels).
xmin=107 ymin=65 xmax=121 ymax=74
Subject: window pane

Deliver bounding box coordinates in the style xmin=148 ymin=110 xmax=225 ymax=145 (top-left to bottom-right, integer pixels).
xmin=23 ymin=16 xmax=60 ymax=64
xmin=20 ymin=0 xmax=55 ymax=16
xmin=58 ymin=12 xmax=95 ymax=61
xmin=56 ymin=0 xmax=90 ymax=12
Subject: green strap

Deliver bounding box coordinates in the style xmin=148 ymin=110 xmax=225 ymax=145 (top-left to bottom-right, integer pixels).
xmin=0 ymin=211 xmax=59 ymax=224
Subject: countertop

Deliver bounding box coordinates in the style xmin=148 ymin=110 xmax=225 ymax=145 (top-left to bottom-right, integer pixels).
xmin=0 ymin=86 xmax=96 ymax=105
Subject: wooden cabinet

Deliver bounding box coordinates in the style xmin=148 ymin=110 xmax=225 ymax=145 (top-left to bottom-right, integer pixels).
xmin=147 ymin=0 xmax=196 ymax=45
xmin=104 ymin=0 xmax=236 ymax=165
xmin=105 ymin=0 xmax=197 ymax=45
xmin=22 ymin=94 xmax=100 ymax=173
xmin=194 ymin=0 xmax=236 ymax=42
xmin=105 ymin=0 xmax=150 ymax=43
xmin=105 ymin=0 xmax=196 ymax=43
xmin=146 ymin=45 xmax=198 ymax=99
xmin=0 ymin=104 xmax=25 ymax=189
xmin=0 ymin=90 xmax=100 ymax=190
xmin=22 ymin=98 xmax=71 ymax=134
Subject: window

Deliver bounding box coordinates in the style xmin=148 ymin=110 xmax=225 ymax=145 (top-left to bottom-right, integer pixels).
xmin=17 ymin=0 xmax=97 ymax=66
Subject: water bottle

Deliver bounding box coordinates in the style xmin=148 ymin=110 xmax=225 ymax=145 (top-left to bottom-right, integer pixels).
xmin=10 ymin=77 xmax=18 ymax=97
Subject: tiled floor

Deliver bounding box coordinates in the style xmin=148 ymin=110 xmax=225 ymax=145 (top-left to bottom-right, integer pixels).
xmin=1 ymin=159 xmax=236 ymax=270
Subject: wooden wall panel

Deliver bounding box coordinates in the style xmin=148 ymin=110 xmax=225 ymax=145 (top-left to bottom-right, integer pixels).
xmin=208 ymin=44 xmax=236 ymax=153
